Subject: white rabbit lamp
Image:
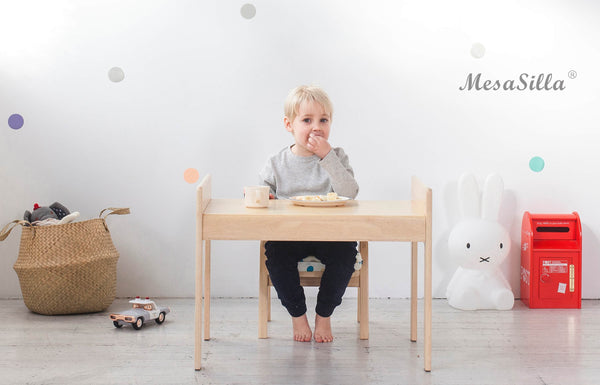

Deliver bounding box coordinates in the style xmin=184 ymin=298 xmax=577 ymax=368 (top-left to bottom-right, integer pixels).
xmin=446 ymin=173 xmax=514 ymax=310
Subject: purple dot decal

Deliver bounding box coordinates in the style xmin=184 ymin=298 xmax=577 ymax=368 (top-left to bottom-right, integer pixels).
xmin=8 ymin=114 xmax=24 ymax=130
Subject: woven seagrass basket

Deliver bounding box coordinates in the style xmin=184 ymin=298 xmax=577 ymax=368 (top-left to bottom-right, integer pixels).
xmin=0 ymin=208 xmax=129 ymax=315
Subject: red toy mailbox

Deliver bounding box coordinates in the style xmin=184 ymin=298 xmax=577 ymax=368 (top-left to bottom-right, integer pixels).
xmin=520 ymin=212 xmax=582 ymax=308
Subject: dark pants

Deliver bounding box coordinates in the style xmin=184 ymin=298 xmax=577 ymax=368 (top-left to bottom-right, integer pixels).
xmin=264 ymin=241 xmax=357 ymax=318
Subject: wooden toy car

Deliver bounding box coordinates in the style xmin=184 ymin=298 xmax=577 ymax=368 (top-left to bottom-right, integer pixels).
xmin=109 ymin=297 xmax=170 ymax=330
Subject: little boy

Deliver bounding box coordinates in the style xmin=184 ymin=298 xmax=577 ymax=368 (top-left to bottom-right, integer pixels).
xmin=259 ymin=85 xmax=359 ymax=343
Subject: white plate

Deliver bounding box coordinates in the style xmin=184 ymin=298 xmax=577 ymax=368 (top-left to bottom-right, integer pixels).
xmin=289 ymin=195 xmax=352 ymax=207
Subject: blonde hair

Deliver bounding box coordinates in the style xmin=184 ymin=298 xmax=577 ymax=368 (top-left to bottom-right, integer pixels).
xmin=284 ymin=85 xmax=333 ymax=122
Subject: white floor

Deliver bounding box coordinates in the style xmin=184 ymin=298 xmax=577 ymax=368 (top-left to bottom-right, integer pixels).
xmin=2 ymin=297 xmax=600 ymax=385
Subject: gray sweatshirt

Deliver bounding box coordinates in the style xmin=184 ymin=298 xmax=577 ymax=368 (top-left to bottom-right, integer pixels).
xmin=259 ymin=145 xmax=359 ymax=199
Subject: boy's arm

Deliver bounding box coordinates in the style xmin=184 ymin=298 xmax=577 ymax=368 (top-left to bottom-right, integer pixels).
xmin=259 ymin=161 xmax=277 ymax=198
xmin=319 ymin=148 xmax=359 ymax=199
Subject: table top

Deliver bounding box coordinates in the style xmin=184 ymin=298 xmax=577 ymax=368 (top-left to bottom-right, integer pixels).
xmin=202 ymin=199 xmax=428 ymax=242
xmin=205 ymin=198 xmax=426 ymax=215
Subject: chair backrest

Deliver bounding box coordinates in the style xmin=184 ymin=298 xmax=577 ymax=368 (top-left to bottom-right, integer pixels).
xmin=411 ymin=175 xmax=432 ymax=219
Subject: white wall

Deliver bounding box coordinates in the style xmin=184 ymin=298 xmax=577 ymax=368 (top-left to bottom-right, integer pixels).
xmin=1 ymin=0 xmax=599 ymax=299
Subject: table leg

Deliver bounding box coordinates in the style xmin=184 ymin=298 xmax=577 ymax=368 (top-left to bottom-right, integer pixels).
xmin=411 ymin=242 xmax=418 ymax=342
xmin=424 ymin=224 xmax=432 ymax=371
xmin=194 ymin=237 xmax=204 ymax=371
xmin=359 ymin=241 xmax=369 ymax=340
xmin=203 ymin=240 xmax=211 ymax=340
xmin=259 ymin=241 xmax=269 ymax=338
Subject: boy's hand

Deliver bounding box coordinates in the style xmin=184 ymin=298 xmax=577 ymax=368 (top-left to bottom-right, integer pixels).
xmin=307 ymin=133 xmax=331 ymax=159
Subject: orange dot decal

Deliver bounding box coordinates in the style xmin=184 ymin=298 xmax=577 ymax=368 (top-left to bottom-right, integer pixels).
xmin=184 ymin=168 xmax=200 ymax=184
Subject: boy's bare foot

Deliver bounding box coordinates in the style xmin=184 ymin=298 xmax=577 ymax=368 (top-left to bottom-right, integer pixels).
xmin=292 ymin=314 xmax=312 ymax=342
xmin=314 ymin=314 xmax=333 ymax=343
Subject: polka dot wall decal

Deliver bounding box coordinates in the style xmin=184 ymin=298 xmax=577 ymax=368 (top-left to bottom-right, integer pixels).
xmin=240 ymin=3 xmax=256 ymax=19
xmin=471 ymin=43 xmax=486 ymax=59
xmin=8 ymin=114 xmax=24 ymax=130
xmin=529 ymin=156 xmax=545 ymax=172
xmin=108 ymin=67 xmax=125 ymax=82
xmin=184 ymin=168 xmax=200 ymax=184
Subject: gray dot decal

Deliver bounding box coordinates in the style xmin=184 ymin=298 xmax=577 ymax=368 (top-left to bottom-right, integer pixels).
xmin=108 ymin=67 xmax=125 ymax=82
xmin=470 ymin=43 xmax=486 ymax=59
xmin=241 ymin=3 xmax=256 ymax=19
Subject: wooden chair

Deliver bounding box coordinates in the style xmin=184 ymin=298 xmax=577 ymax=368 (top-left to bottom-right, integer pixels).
xmin=258 ymin=240 xmax=369 ymax=339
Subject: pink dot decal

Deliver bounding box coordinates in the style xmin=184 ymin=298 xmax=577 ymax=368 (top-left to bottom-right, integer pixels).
xmin=8 ymin=114 xmax=24 ymax=129
xmin=184 ymin=168 xmax=200 ymax=184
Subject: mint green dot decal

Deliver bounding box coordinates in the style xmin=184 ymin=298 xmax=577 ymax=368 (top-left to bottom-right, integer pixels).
xmin=529 ymin=156 xmax=545 ymax=172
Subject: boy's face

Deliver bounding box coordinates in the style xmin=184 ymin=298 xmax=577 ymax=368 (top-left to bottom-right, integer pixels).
xmin=284 ymin=100 xmax=331 ymax=156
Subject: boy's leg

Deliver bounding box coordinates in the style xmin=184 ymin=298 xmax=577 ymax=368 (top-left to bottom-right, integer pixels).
xmin=264 ymin=241 xmax=312 ymax=341
xmin=313 ymin=241 xmax=358 ymax=342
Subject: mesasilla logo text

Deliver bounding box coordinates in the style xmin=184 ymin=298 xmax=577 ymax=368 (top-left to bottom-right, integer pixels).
xmin=459 ymin=73 xmax=566 ymax=91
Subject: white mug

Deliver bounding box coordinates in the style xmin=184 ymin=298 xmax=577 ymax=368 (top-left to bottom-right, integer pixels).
xmin=244 ymin=186 xmax=270 ymax=208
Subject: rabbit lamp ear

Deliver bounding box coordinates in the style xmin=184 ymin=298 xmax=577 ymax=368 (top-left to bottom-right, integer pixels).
xmin=457 ymin=173 xmax=480 ymax=218
xmin=450 ymin=173 xmax=509 ymax=267
xmin=481 ymin=174 xmax=503 ymax=221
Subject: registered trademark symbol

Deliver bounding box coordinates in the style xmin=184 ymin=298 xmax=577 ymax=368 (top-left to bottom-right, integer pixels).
xmin=568 ymin=70 xmax=577 ymax=79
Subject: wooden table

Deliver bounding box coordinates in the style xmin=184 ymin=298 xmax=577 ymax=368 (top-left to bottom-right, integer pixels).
xmin=195 ymin=174 xmax=433 ymax=371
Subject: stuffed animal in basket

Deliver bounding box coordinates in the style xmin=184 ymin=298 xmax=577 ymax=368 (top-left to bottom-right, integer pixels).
xmin=446 ymin=173 xmax=514 ymax=310
xmin=23 ymin=202 xmax=79 ymax=225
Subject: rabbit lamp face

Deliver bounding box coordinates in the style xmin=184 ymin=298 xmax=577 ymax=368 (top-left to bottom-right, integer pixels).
xmin=448 ymin=219 xmax=511 ymax=270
